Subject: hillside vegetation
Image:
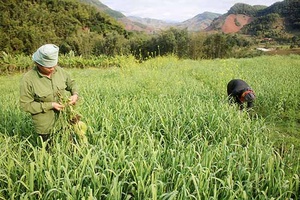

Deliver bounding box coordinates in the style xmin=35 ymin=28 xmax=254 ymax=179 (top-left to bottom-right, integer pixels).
xmin=0 ymin=0 xmax=127 ymax=55
xmin=256 ymin=0 xmax=300 ymax=29
xmin=79 ymin=0 xmax=126 ymax=19
xmin=241 ymin=0 xmax=300 ymax=36
xmin=227 ymin=3 xmax=267 ymax=16
xmin=239 ymin=0 xmax=300 ymax=39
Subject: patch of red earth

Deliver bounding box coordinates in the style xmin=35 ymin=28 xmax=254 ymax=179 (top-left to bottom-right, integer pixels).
xmin=222 ymin=14 xmax=253 ymax=33
xmin=118 ymin=18 xmax=155 ymax=34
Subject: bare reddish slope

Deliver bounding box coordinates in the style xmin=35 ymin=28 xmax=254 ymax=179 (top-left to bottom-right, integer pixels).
xmin=222 ymin=14 xmax=252 ymax=33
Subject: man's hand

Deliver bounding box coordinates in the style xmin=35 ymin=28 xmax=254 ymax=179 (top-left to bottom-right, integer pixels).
xmin=69 ymin=94 xmax=79 ymax=105
xmin=52 ymin=102 xmax=64 ymax=111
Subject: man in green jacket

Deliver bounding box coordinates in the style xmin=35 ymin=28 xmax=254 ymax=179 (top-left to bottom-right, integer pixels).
xmin=20 ymin=44 xmax=79 ymax=142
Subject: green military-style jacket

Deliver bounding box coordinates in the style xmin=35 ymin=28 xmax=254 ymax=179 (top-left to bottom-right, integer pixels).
xmin=20 ymin=66 xmax=78 ymax=134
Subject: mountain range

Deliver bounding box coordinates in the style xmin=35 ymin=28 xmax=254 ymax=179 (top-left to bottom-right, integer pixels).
xmin=80 ymin=0 xmax=223 ymax=32
xmin=79 ymin=0 xmax=275 ymax=33
xmin=80 ymin=0 xmax=299 ymax=36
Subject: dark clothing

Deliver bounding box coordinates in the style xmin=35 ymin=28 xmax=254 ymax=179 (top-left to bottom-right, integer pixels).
xmin=38 ymin=134 xmax=51 ymax=142
xmin=227 ymin=79 xmax=255 ymax=110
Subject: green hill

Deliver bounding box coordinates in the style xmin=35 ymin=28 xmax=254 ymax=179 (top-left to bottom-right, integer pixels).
xmin=257 ymin=0 xmax=300 ymax=30
xmin=0 ymin=0 xmax=128 ymax=55
xmin=227 ymin=3 xmax=267 ymax=16
xmin=241 ymin=0 xmax=300 ymax=36
xmin=78 ymin=0 xmax=126 ymax=19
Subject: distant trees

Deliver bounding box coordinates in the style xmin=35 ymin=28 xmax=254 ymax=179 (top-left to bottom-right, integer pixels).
xmin=188 ymin=33 xmax=207 ymax=60
xmin=128 ymin=28 xmax=189 ymax=60
xmin=202 ymin=34 xmax=228 ymax=59
xmin=131 ymin=30 xmax=254 ymax=60
xmin=94 ymin=31 xmax=130 ymax=56
xmin=155 ymin=28 xmax=189 ymax=58
xmin=242 ymin=13 xmax=282 ymax=37
xmin=283 ymin=0 xmax=300 ymax=29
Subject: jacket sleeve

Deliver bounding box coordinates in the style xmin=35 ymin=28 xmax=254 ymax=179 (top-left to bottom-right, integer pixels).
xmin=20 ymin=78 xmax=53 ymax=115
xmin=65 ymin=72 xmax=78 ymax=95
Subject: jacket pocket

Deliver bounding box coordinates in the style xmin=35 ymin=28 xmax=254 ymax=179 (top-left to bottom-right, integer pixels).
xmin=34 ymin=90 xmax=53 ymax=102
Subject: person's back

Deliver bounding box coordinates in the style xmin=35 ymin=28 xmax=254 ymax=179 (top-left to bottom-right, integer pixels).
xmin=227 ymin=79 xmax=256 ymax=110
xmin=227 ymin=79 xmax=250 ymax=96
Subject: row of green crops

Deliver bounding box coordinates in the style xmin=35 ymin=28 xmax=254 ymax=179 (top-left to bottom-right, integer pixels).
xmin=0 ymin=55 xmax=299 ymax=199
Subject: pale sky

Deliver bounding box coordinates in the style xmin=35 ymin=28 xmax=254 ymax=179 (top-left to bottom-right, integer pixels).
xmin=100 ymin=0 xmax=281 ymax=22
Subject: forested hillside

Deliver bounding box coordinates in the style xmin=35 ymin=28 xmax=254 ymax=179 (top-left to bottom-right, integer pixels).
xmin=227 ymin=3 xmax=267 ymax=16
xmin=256 ymin=0 xmax=300 ymax=29
xmin=241 ymin=0 xmax=300 ymax=38
xmin=0 ymin=0 xmax=127 ymax=55
xmin=78 ymin=0 xmax=125 ymax=19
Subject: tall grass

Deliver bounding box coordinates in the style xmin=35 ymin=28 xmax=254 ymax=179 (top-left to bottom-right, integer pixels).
xmin=0 ymin=55 xmax=299 ymax=199
xmin=0 ymin=51 xmax=136 ymax=73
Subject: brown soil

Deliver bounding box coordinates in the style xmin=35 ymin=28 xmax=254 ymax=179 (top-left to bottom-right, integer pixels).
xmin=222 ymin=14 xmax=252 ymax=33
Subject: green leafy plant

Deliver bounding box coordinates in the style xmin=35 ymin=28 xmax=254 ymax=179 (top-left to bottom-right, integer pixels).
xmin=55 ymin=92 xmax=88 ymax=145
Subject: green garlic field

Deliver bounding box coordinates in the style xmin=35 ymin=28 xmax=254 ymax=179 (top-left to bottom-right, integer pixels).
xmin=0 ymin=55 xmax=299 ymax=199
